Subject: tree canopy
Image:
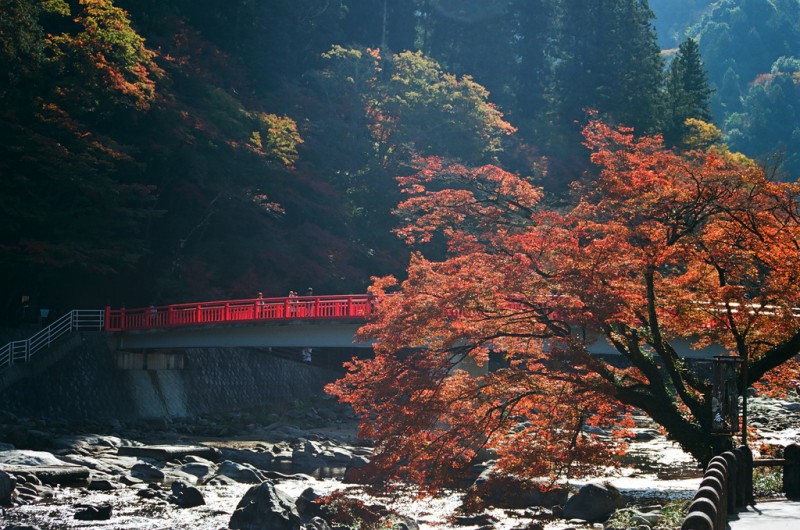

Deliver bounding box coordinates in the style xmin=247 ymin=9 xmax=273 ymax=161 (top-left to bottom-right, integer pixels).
xmin=3 ymin=0 xmax=799 ymax=325
xmin=329 ymin=117 xmax=800 ymax=490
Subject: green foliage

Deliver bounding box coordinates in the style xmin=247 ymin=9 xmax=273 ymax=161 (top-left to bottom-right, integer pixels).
xmin=318 ymin=46 xmax=514 ymax=165
xmin=46 ymin=0 xmax=159 ymax=113
xmin=753 ymin=467 xmax=783 ymax=497
xmin=554 ymin=0 xmax=664 ymax=134
xmin=5 ymin=0 xmax=800 ymax=322
xmin=606 ymin=508 xmax=639 ymax=529
xmin=251 ymin=113 xmax=303 ymax=167
xmin=724 ymin=55 xmax=800 ymax=177
xmin=650 ymin=0 xmax=714 ymax=48
xmin=0 ymin=0 xmax=68 ymax=92
xmin=606 ymin=502 xmax=692 ymax=530
xmin=663 ymin=38 xmax=714 ymax=147
xmin=658 ymin=499 xmax=691 ymax=530
xmin=379 ymin=50 xmax=516 ymax=163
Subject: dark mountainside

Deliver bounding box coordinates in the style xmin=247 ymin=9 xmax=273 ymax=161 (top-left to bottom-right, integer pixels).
xmin=2 ymin=0 xmax=799 ymax=325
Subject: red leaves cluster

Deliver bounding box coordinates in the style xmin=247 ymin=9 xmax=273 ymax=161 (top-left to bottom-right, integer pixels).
xmin=328 ymin=116 xmax=800 ymax=488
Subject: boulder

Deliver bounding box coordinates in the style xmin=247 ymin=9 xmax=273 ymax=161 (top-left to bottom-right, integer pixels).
xmin=87 ymin=478 xmax=116 ymax=491
xmin=179 ymin=461 xmax=216 ymax=482
xmin=1 ymin=469 xmax=17 ymax=505
xmin=302 ymin=517 xmax=331 ymax=530
xmin=0 ymin=450 xmax=66 ymax=467
xmin=168 ymin=480 xmax=205 ymax=508
xmin=295 ymin=487 xmax=323 ymax=519
xmin=216 ymin=460 xmax=267 ymax=483
xmin=561 ymin=481 xmax=625 ymax=522
xmin=229 ymin=480 xmax=301 ymax=530
xmin=73 ymin=504 xmax=112 ymax=521
xmin=118 ymin=444 xmax=221 ymax=462
xmin=342 ymin=455 xmax=370 ymax=483
xmin=131 ymin=462 xmax=165 ymax=482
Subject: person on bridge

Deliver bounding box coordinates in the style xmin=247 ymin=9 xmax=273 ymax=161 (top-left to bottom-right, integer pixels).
xmin=306 ymin=287 xmax=314 ymax=316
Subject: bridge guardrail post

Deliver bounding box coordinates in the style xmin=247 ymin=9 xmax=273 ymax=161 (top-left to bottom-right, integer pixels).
xmin=784 ymin=443 xmax=800 ymax=500
xmin=733 ymin=445 xmax=750 ymax=507
xmin=721 ymin=451 xmax=738 ymax=514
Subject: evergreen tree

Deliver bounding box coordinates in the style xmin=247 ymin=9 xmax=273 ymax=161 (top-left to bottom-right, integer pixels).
xmin=663 ymin=38 xmax=714 ymax=147
xmin=549 ymin=0 xmax=664 ymax=182
xmin=512 ymin=0 xmax=554 ymax=142
xmin=416 ymin=0 xmax=518 ymax=111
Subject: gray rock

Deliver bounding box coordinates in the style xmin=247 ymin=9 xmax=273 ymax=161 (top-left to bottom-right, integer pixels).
xmin=119 ymin=474 xmax=144 ymax=486
xmin=229 ymin=480 xmax=301 ymax=530
xmin=633 ymin=429 xmax=659 ymax=442
xmin=179 ymin=462 xmax=216 ymax=482
xmin=73 ymin=504 xmax=112 ymax=520
xmin=562 ymin=482 xmax=625 ymax=522
xmin=1 ymin=469 xmax=17 ymax=504
xmin=131 ymin=462 xmax=165 ymax=482
xmin=87 ymin=478 xmax=116 ymax=491
xmin=168 ymin=479 xmax=205 ymax=508
xmin=302 ymin=516 xmax=331 ymax=530
xmin=343 ymin=454 xmax=370 ymax=483
xmin=216 ymin=460 xmax=267 ymax=483
xmin=295 ymin=487 xmax=322 ymax=518
xmin=118 ymin=444 xmax=221 ymax=462
xmin=0 ymin=450 xmax=66 ymax=467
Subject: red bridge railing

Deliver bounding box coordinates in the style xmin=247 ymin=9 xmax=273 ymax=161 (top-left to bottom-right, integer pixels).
xmin=104 ymin=294 xmax=374 ymax=332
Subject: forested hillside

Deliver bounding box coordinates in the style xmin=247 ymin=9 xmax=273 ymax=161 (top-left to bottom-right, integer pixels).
xmin=651 ymin=0 xmax=800 ymax=177
xmin=2 ymin=0 xmax=798 ymax=324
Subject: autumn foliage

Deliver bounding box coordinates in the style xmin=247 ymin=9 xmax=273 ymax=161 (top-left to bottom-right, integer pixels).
xmin=328 ymin=117 xmax=800 ymax=490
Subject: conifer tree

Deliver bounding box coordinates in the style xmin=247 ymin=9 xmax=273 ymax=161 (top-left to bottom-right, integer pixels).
xmin=549 ymin=0 xmax=663 ymax=181
xmin=663 ymin=38 xmax=714 ymax=147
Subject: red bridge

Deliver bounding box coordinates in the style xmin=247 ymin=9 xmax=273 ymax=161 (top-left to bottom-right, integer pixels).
xmin=1 ymin=294 xmax=376 ymax=371
xmin=104 ymin=294 xmax=375 ymax=332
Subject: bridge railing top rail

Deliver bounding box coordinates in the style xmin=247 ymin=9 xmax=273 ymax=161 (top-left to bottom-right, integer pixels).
xmin=104 ymin=294 xmax=375 ymax=332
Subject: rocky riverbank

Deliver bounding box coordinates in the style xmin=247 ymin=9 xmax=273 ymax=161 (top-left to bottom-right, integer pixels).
xmin=1 ymin=396 xmax=798 ymax=530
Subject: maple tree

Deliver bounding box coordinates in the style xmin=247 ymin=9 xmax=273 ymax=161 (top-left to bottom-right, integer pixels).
xmin=328 ymin=117 xmax=800 ymax=490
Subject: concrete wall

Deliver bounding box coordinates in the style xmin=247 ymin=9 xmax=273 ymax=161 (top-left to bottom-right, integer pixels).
xmin=0 ymin=332 xmax=343 ymax=420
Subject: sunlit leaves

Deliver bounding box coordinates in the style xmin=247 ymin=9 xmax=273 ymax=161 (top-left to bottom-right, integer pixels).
xmin=330 ymin=117 xmax=800 ymax=490
xmin=47 ymin=0 xmax=159 ymax=112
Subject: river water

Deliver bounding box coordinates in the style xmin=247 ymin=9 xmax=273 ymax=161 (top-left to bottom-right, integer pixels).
xmin=6 ymin=396 xmax=799 ymax=529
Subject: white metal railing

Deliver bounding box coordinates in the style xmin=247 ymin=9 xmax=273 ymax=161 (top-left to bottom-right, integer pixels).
xmin=0 ymin=310 xmax=105 ymax=371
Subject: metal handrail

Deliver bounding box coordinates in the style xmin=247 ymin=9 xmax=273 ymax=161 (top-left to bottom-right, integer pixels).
xmin=0 ymin=309 xmax=105 ymax=371
xmin=104 ymin=294 xmax=376 ymax=332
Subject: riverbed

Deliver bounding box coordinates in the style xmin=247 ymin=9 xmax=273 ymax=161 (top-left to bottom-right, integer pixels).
xmin=1 ymin=396 xmax=797 ymax=530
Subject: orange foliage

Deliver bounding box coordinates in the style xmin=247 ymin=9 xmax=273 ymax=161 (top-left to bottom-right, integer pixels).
xmin=328 ymin=116 xmax=800 ymax=489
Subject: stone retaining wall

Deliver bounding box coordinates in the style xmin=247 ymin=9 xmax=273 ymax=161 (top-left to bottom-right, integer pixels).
xmin=0 ymin=332 xmax=343 ymax=420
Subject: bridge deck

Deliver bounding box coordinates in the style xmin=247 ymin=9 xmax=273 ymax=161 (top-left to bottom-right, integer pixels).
xmin=728 ymin=499 xmax=800 ymax=529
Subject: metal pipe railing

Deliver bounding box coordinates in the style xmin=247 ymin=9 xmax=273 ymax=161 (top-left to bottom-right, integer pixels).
xmin=0 ymin=309 xmax=105 ymax=371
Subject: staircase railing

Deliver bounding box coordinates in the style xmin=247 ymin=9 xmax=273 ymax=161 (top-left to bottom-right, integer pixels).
xmin=0 ymin=310 xmax=105 ymax=371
